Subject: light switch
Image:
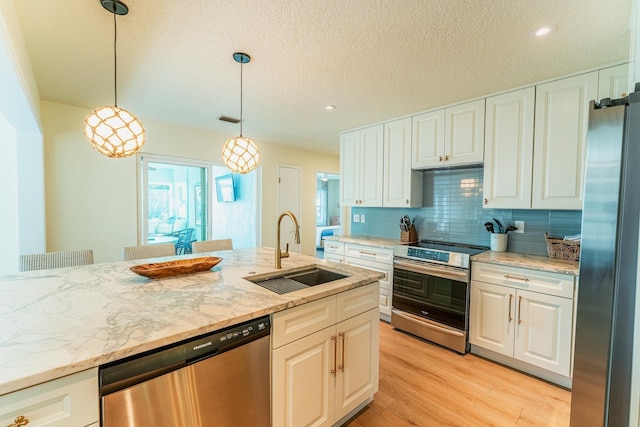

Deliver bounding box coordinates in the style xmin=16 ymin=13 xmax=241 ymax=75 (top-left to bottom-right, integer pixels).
xmin=353 ymin=214 xmax=360 ymax=223
xmin=360 ymin=214 xmax=366 ymax=223
xmin=514 ymin=220 xmax=525 ymax=233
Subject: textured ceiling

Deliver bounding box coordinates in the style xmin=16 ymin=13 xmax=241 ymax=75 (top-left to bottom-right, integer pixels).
xmin=13 ymin=0 xmax=632 ymax=155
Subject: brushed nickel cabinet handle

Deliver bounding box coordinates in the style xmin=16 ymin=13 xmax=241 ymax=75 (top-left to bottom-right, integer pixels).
xmin=331 ymin=335 xmax=337 ymax=376
xmin=8 ymin=416 xmax=29 ymax=427
xmin=439 ymin=156 xmax=443 ymax=162
xmin=504 ymin=275 xmax=529 ymax=283
xmin=484 ymin=198 xmax=488 ymax=205
xmin=406 ymin=199 xmax=409 ymax=204
xmin=508 ymin=294 xmax=513 ymax=322
xmin=338 ymin=332 xmax=345 ymax=372
xmin=518 ymin=296 xmax=523 ymax=324
xmin=359 ymin=250 xmax=377 ymax=256
xmin=445 ymin=155 xmax=449 ymax=161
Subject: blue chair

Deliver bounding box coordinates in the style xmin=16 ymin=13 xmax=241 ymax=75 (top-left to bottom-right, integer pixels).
xmin=319 ymin=229 xmax=334 ymax=248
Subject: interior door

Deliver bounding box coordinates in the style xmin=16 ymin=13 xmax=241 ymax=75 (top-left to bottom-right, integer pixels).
xmin=277 ymin=165 xmax=301 ymax=254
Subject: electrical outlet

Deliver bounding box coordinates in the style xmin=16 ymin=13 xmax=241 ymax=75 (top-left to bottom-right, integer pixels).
xmin=353 ymin=214 xmax=360 ymax=223
xmin=360 ymin=214 xmax=366 ymax=223
xmin=514 ymin=220 xmax=525 ymax=233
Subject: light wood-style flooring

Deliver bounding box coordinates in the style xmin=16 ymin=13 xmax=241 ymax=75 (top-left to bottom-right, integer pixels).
xmin=346 ymin=321 xmax=571 ymax=427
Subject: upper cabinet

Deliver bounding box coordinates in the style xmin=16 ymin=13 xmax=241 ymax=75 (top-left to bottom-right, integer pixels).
xmin=383 ymin=118 xmax=423 ymax=207
xmin=483 ymin=87 xmax=535 ymax=209
xmin=532 ymin=71 xmax=598 ymax=210
xmin=412 ymin=99 xmax=485 ymax=168
xmin=340 ymin=125 xmax=384 ymax=207
xmin=598 ymin=63 xmax=630 ymax=100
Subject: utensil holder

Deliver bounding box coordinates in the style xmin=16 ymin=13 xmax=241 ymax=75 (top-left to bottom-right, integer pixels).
xmin=400 ymin=225 xmax=418 ymax=243
xmin=490 ymin=233 xmax=508 ymax=252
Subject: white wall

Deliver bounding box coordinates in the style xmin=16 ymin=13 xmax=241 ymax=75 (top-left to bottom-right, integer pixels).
xmin=0 ymin=0 xmax=45 ymax=273
xmin=42 ymin=101 xmax=339 ymax=263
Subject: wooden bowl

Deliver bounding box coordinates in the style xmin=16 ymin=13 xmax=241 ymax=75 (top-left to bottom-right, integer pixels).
xmin=130 ymin=256 xmax=222 ymax=279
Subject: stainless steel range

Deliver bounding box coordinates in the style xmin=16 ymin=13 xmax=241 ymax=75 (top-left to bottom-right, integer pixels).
xmin=392 ymin=240 xmax=488 ymax=354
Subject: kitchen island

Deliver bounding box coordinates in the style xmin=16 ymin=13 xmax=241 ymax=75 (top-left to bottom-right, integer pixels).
xmin=0 ymin=247 xmax=382 ymax=397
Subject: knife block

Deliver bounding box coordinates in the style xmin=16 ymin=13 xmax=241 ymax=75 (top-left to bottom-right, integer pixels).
xmin=400 ymin=225 xmax=418 ymax=243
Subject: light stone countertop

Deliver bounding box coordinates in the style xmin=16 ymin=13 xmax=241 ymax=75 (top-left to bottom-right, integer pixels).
xmin=324 ymin=234 xmax=401 ymax=249
xmin=0 ymin=247 xmax=383 ymax=396
xmin=471 ymin=251 xmax=579 ymax=276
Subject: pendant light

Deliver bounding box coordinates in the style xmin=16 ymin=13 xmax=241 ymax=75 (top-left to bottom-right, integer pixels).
xmin=84 ymin=0 xmax=145 ymax=158
xmin=222 ymin=52 xmax=260 ymax=174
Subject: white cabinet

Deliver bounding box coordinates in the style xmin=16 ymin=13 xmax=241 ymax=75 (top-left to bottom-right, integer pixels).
xmin=383 ymin=118 xmax=423 ymax=207
xmin=469 ymin=262 xmax=575 ymax=386
xmin=532 ymin=71 xmax=598 ymax=209
xmin=482 ymin=87 xmax=535 ymax=209
xmin=598 ymin=63 xmax=630 ymax=100
xmin=272 ymin=284 xmax=380 ymax=427
xmin=343 ymin=243 xmax=394 ymax=320
xmin=0 ymin=368 xmax=98 ymax=427
xmin=412 ymin=99 xmax=485 ymax=169
xmin=340 ymin=125 xmax=384 ymax=207
xmin=324 ymin=240 xmax=345 ymax=264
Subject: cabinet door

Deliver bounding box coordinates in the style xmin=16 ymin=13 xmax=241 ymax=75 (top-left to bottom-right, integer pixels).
xmin=598 ymin=64 xmax=630 ymax=100
xmin=340 ymin=130 xmax=360 ymax=207
xmin=334 ymin=308 xmax=379 ymax=421
xmin=483 ymin=87 xmax=535 ymax=209
xmin=359 ymin=125 xmax=384 ymax=206
xmin=412 ymin=109 xmax=445 ymax=168
xmin=514 ymin=289 xmax=573 ymax=376
xmin=532 ymin=72 xmax=598 ymax=209
xmin=469 ymin=281 xmax=514 ymax=357
xmin=0 ymin=368 xmax=98 ymax=427
xmin=444 ymin=99 xmax=485 ymax=166
xmin=383 ymin=118 xmax=422 ymax=207
xmin=272 ymin=326 xmax=336 ymax=427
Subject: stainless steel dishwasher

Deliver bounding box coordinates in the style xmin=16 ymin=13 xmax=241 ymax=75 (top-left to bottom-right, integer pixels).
xmin=99 ymin=316 xmax=271 ymax=427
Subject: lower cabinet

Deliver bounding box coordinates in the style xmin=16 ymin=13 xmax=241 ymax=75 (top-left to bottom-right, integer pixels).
xmin=272 ymin=283 xmax=380 ymax=427
xmin=0 ymin=368 xmax=98 ymax=427
xmin=469 ymin=262 xmax=575 ymax=386
xmin=343 ymin=243 xmax=393 ymax=321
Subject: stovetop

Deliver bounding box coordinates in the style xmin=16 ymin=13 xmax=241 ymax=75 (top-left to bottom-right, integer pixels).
xmin=394 ymin=240 xmax=489 ymax=269
xmin=410 ymin=240 xmax=489 ymax=255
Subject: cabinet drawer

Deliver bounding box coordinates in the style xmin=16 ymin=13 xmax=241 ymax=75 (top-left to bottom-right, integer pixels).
xmin=472 ymin=261 xmax=574 ymax=299
xmin=337 ymin=283 xmax=380 ymax=323
xmin=324 ymin=241 xmax=344 ymax=256
xmin=324 ymin=253 xmax=344 ymax=264
xmin=272 ymin=296 xmax=337 ymax=349
xmin=0 ymin=368 xmax=98 ymax=427
xmin=344 ymin=256 xmax=392 ymax=289
xmin=344 ymin=244 xmax=393 ymax=264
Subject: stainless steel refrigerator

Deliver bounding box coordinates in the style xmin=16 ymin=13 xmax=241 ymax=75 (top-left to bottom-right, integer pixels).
xmin=570 ymin=92 xmax=640 ymax=426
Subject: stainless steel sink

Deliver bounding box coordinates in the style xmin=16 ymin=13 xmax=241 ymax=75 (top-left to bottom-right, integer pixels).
xmin=249 ymin=267 xmax=348 ymax=295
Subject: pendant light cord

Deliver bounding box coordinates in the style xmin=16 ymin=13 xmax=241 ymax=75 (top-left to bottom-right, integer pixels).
xmin=239 ymin=60 xmax=243 ymax=137
xmin=113 ymin=11 xmax=118 ymax=107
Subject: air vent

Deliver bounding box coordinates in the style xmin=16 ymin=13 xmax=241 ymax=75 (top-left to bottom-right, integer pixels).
xmin=219 ymin=115 xmax=241 ymax=124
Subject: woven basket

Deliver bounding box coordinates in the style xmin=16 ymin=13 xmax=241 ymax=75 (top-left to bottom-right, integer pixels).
xmin=544 ymin=233 xmax=581 ymax=261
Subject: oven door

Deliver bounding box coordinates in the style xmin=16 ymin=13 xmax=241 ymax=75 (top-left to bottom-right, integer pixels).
xmin=392 ymin=258 xmax=470 ymax=331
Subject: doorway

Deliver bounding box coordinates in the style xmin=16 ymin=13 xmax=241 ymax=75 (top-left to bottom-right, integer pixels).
xmin=315 ymin=172 xmax=341 ymax=258
xmin=277 ymin=165 xmax=301 ymax=254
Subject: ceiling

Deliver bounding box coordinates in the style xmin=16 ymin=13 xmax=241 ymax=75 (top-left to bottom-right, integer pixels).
xmin=13 ymin=0 xmax=632 ymax=155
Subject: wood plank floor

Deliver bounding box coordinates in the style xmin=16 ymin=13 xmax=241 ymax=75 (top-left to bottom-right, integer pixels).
xmin=346 ymin=321 xmax=571 ymax=427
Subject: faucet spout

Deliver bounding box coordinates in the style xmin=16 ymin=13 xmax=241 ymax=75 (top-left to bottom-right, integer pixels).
xmin=276 ymin=210 xmax=300 ymax=269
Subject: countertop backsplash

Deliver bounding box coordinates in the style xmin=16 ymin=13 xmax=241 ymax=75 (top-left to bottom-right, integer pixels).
xmin=350 ymin=167 xmax=582 ymax=256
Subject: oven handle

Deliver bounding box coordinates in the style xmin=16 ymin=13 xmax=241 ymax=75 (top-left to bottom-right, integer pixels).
xmin=391 ymin=309 xmax=465 ymax=337
xmin=393 ymin=259 xmax=469 ymax=282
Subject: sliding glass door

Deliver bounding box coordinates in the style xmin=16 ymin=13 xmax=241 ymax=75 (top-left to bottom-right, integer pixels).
xmin=138 ymin=155 xmax=212 ymax=248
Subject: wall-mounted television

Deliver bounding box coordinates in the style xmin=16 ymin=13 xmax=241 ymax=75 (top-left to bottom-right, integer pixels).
xmin=215 ymin=173 xmax=236 ymax=202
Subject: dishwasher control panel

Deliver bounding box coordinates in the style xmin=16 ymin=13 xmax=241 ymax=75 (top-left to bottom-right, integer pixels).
xmin=186 ymin=316 xmax=271 ymax=361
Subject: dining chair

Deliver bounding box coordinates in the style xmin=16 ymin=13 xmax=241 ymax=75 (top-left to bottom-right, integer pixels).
xmin=19 ymin=249 xmax=94 ymax=272
xmin=173 ymin=228 xmax=196 ymax=255
xmin=192 ymin=239 xmax=234 ymax=254
xmin=122 ymin=243 xmax=176 ymax=261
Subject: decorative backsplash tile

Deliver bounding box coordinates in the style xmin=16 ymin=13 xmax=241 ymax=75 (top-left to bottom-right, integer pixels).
xmin=350 ymin=167 xmax=582 ymax=256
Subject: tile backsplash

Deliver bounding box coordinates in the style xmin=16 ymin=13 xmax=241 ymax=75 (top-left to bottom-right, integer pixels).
xmin=350 ymin=167 xmax=582 ymax=256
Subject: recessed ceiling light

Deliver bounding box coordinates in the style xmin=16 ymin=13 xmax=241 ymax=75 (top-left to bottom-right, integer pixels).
xmin=530 ymin=25 xmax=556 ymax=38
xmin=324 ymin=105 xmax=336 ymax=111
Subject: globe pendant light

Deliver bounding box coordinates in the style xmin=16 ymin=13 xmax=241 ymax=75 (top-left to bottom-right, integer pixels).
xmin=84 ymin=0 xmax=145 ymax=158
xmin=222 ymin=52 xmax=260 ymax=174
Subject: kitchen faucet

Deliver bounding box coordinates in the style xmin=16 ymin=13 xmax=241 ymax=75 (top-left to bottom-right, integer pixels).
xmin=275 ymin=210 xmax=300 ymax=269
